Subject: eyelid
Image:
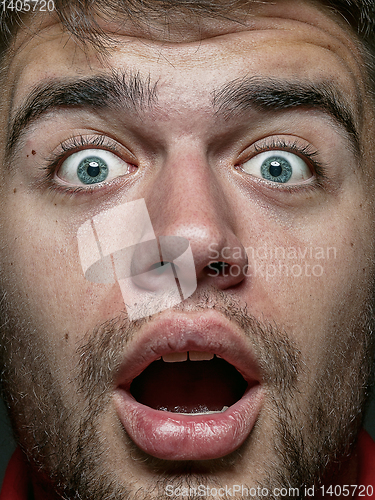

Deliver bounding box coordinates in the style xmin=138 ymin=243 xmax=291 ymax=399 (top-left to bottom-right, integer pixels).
xmin=240 ymin=137 xmax=317 ymax=163
xmin=44 ymin=134 xmax=136 ymax=172
xmin=56 ymin=135 xmax=137 ymax=165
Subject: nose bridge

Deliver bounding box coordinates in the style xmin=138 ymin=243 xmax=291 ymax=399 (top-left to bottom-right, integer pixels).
xmin=149 ymin=147 xmax=228 ymax=247
xmin=145 ymin=146 xmax=249 ymax=286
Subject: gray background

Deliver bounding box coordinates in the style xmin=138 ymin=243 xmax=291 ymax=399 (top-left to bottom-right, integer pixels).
xmin=0 ymin=388 xmax=375 ymax=487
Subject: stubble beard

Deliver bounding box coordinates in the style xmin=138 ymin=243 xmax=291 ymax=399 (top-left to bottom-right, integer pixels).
xmin=0 ymin=289 xmax=374 ymax=500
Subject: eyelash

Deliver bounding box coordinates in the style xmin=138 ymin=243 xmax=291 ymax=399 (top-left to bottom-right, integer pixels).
xmin=248 ymin=138 xmax=328 ymax=189
xmin=40 ymin=135 xmax=327 ymax=196
xmin=40 ymin=135 xmax=123 ymax=195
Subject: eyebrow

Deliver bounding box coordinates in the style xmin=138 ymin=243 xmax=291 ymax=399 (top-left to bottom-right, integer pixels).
xmin=6 ymin=71 xmax=158 ymax=161
xmin=7 ymin=73 xmax=360 ymax=162
xmin=212 ymin=76 xmax=360 ymax=155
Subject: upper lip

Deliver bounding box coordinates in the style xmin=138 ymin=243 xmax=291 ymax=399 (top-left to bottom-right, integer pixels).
xmin=115 ymin=309 xmax=262 ymax=391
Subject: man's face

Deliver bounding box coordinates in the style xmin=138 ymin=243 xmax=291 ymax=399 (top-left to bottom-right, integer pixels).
xmin=1 ymin=0 xmax=375 ymax=498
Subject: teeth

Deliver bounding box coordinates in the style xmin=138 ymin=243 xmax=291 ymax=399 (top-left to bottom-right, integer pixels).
xmin=162 ymin=352 xmax=188 ymax=362
xmin=158 ymin=406 xmax=228 ymax=415
xmin=173 ymin=406 xmax=229 ymax=416
xmin=185 ymin=406 xmax=229 ymax=415
xmin=161 ymin=351 xmax=215 ymax=362
xmin=189 ymin=351 xmax=214 ymax=361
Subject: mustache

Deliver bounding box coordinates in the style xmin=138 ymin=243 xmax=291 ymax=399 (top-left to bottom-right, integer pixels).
xmin=76 ymin=288 xmax=302 ymax=400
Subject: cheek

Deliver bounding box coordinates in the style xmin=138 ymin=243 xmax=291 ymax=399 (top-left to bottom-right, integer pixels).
xmin=273 ymin=218 xmax=372 ymax=373
xmin=235 ymin=190 xmax=374 ymax=374
xmin=0 ymin=193 xmax=126 ymax=350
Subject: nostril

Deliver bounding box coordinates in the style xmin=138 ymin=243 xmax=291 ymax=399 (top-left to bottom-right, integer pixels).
xmin=206 ymin=261 xmax=231 ymax=276
xmin=147 ymin=261 xmax=173 ymax=275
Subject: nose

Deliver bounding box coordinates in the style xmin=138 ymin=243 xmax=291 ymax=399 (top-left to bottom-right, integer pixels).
xmin=143 ymin=148 xmax=248 ymax=291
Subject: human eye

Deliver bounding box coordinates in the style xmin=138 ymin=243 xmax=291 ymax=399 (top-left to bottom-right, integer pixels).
xmin=241 ymin=150 xmax=311 ymax=184
xmin=43 ymin=135 xmax=137 ymax=191
xmin=58 ymin=149 xmax=130 ymax=186
xmin=238 ymin=139 xmax=323 ymax=186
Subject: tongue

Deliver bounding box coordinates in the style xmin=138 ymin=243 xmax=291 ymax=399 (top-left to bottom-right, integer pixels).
xmin=130 ymin=357 xmax=248 ymax=413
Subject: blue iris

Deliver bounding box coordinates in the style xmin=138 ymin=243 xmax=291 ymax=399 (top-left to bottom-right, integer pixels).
xmin=260 ymin=156 xmax=292 ymax=183
xmin=77 ymin=156 xmax=109 ymax=184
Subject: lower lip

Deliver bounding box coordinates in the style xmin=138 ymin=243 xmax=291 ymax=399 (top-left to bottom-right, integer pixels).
xmin=114 ymin=384 xmax=263 ymax=460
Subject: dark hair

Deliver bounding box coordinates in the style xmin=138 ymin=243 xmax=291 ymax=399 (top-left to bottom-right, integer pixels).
xmin=0 ymin=0 xmax=374 ymax=85
xmin=1 ymin=0 xmax=375 ymax=45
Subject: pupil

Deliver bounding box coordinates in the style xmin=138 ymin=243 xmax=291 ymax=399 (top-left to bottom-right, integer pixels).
xmin=269 ymin=161 xmax=282 ymax=177
xmin=87 ymin=162 xmax=100 ymax=178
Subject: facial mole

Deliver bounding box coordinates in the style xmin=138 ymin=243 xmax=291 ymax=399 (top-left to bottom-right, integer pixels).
xmin=65 ymin=333 xmax=69 ymax=341
xmin=13 ymin=188 xmax=16 ymax=193
xmin=32 ymin=150 xmax=36 ymax=155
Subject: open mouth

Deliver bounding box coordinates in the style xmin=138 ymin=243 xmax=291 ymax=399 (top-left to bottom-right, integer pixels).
xmin=130 ymin=352 xmax=248 ymax=415
xmin=114 ymin=313 xmax=264 ymax=461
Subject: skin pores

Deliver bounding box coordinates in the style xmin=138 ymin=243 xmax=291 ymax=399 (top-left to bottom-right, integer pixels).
xmin=0 ymin=1 xmax=375 ymax=498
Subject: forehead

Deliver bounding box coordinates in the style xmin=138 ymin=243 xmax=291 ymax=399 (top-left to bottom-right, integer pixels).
xmin=1 ymin=0 xmax=372 ymax=157
xmin=6 ymin=1 xmax=367 ymax=91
